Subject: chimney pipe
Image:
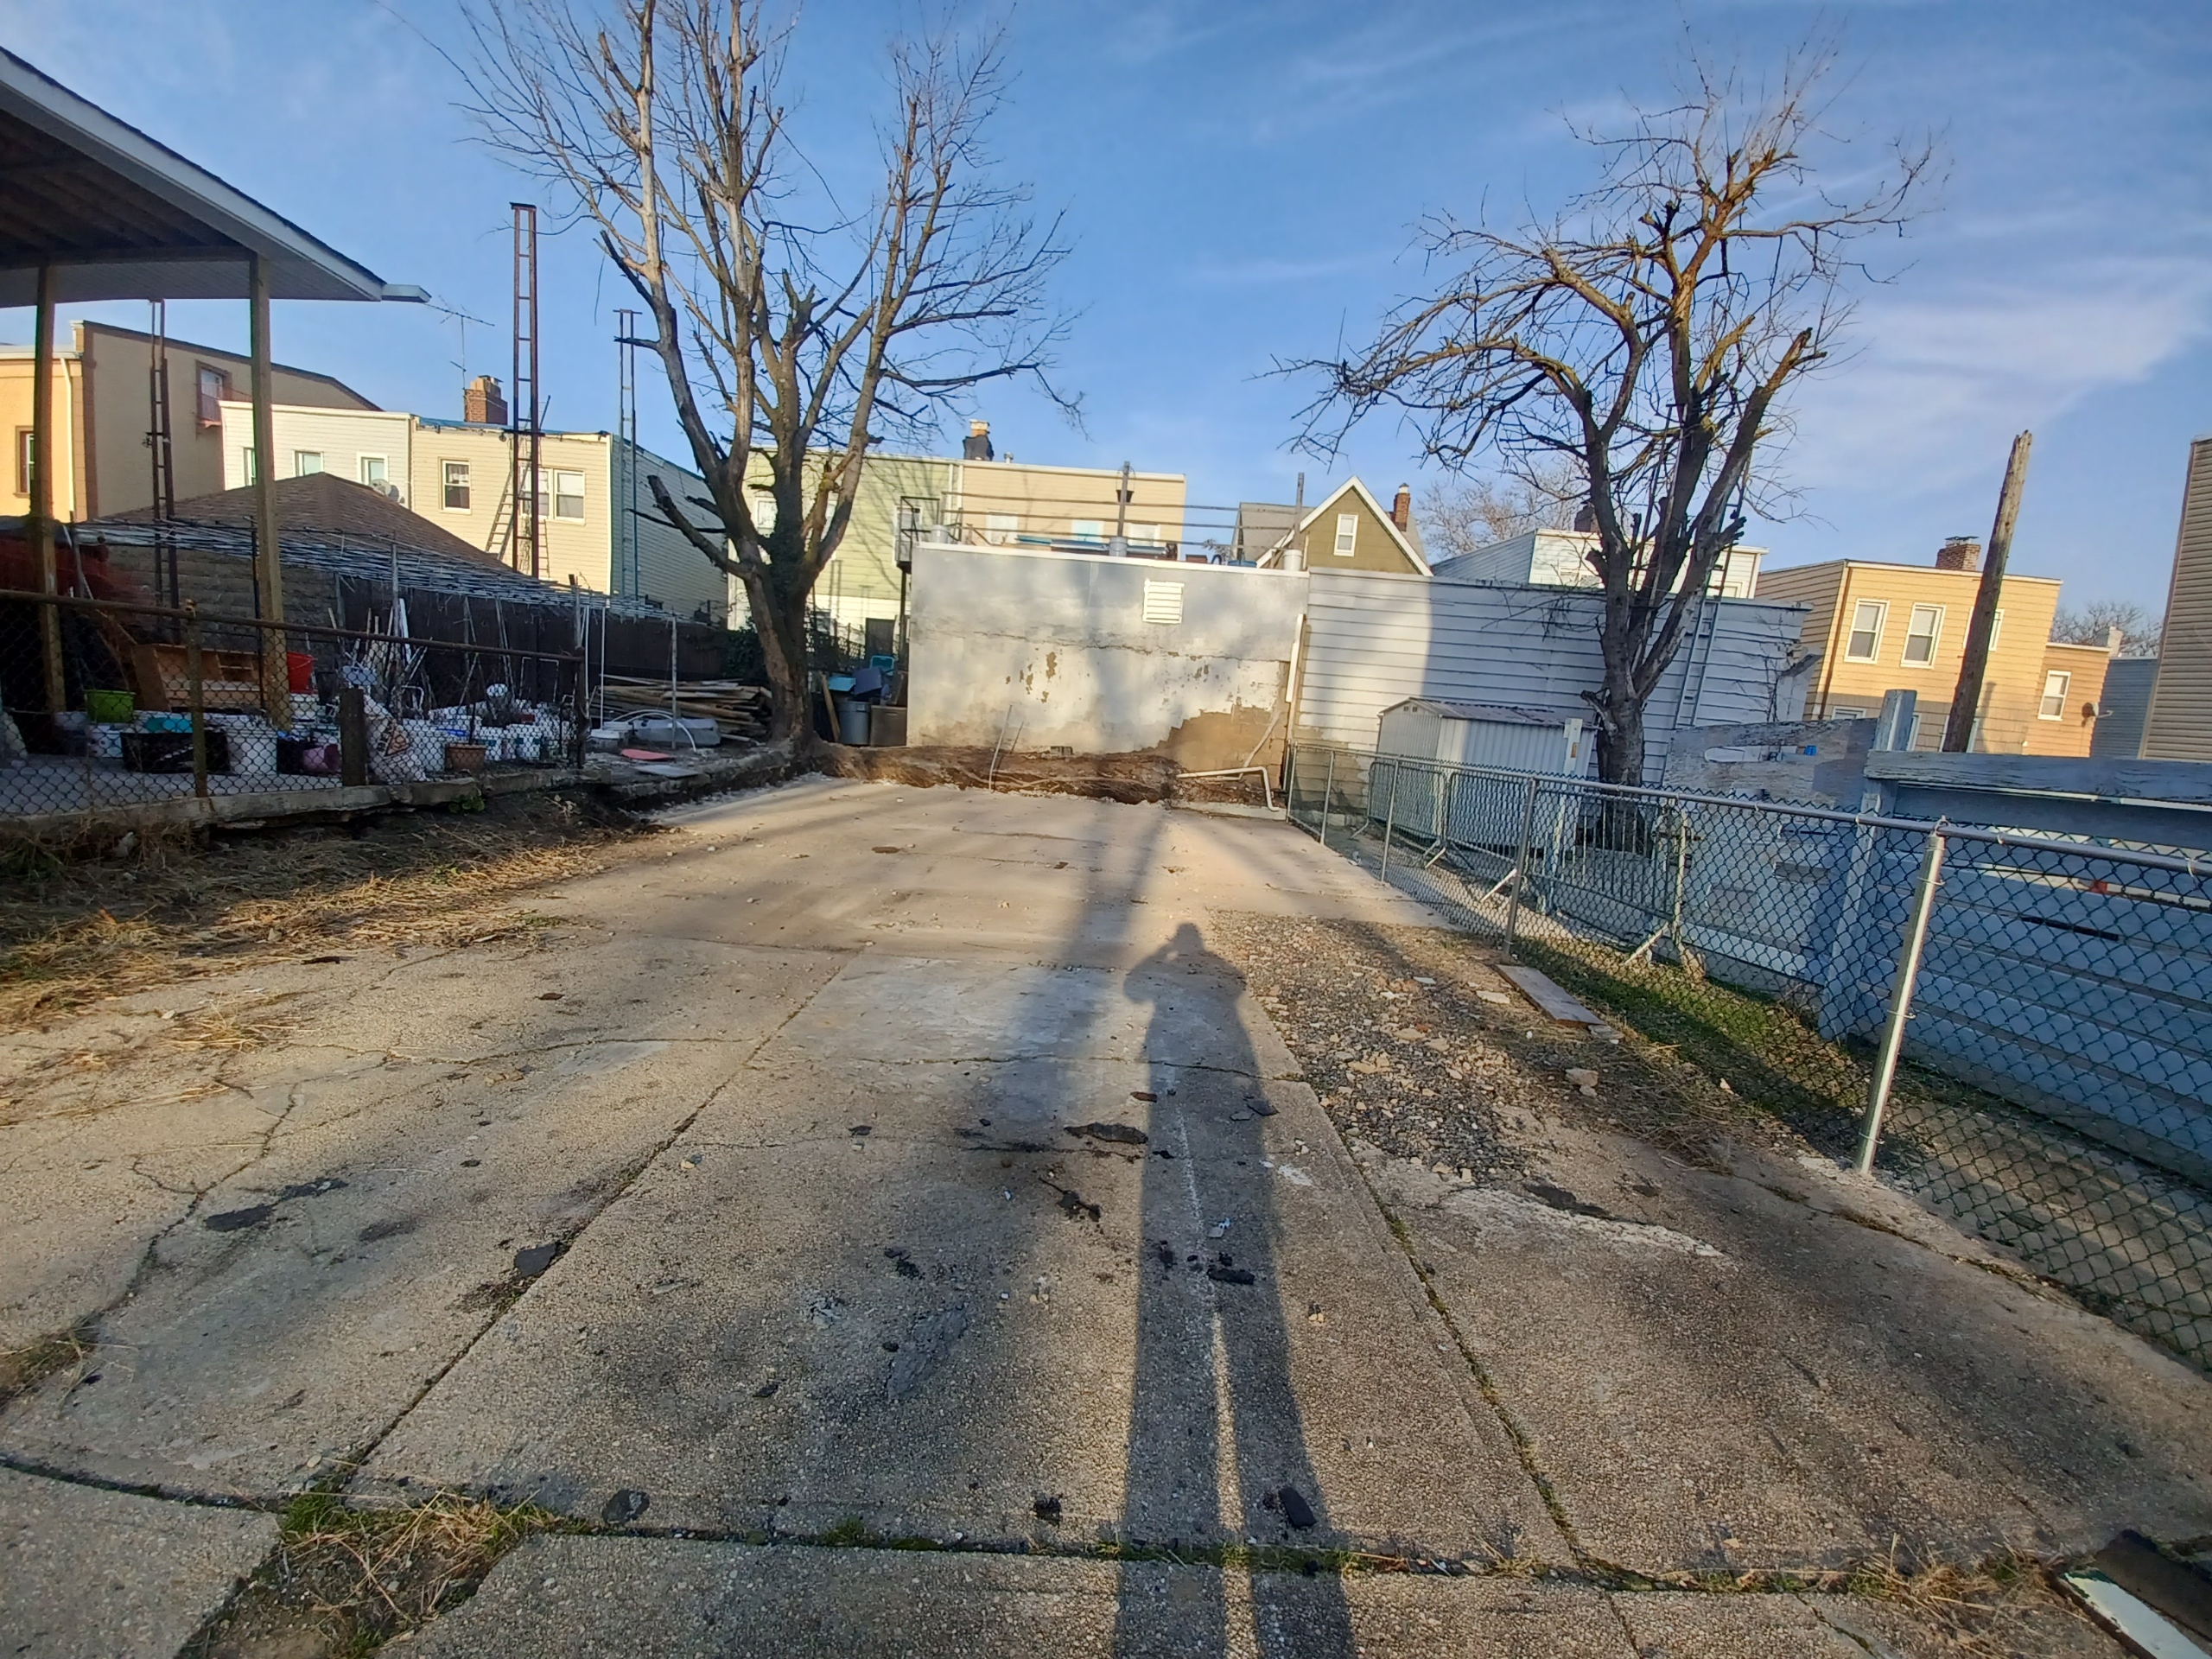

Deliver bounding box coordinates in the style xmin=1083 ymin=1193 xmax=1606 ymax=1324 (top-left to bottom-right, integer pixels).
xmin=1936 ymin=535 xmax=1981 ymax=572
xmin=1391 ymin=483 xmax=1411 ymax=531
xmin=1573 ymin=500 xmax=1598 ymax=534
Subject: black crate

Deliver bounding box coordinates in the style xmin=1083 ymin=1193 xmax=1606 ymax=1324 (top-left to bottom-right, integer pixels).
xmin=121 ymin=729 xmax=230 ymax=774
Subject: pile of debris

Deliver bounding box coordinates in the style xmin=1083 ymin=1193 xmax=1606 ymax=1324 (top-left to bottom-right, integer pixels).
xmin=819 ymin=744 xmax=1272 ymax=806
xmin=597 ymin=676 xmax=769 ymax=742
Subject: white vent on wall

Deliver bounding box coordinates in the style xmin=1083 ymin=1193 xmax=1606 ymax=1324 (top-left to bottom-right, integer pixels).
xmin=1141 ymin=579 xmax=1185 ymax=625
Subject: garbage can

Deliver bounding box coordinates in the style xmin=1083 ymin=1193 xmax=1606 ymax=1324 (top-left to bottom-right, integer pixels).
xmin=834 ymin=695 xmax=871 ymax=746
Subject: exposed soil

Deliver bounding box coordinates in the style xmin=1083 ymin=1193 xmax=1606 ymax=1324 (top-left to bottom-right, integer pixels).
xmin=819 ymin=743 xmax=1271 ymax=807
xmin=0 ymin=791 xmax=654 ymax=1033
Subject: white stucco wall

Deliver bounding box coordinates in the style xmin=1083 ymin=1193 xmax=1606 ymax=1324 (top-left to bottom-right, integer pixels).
xmin=906 ymin=542 xmax=1307 ymax=765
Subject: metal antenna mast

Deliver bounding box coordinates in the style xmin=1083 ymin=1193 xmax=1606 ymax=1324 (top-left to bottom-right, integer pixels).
xmin=615 ymin=307 xmax=640 ymax=600
xmin=145 ymin=299 xmax=178 ymax=609
xmin=510 ymin=203 xmax=542 ymax=578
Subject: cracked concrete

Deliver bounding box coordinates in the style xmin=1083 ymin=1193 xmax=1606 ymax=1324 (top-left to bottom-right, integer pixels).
xmin=1 ymin=778 xmax=2192 ymax=1656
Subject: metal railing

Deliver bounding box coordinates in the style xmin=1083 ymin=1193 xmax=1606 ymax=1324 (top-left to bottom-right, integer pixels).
xmin=2 ymin=588 xmax=586 ymax=824
xmin=1287 ymin=742 xmax=2212 ymax=1370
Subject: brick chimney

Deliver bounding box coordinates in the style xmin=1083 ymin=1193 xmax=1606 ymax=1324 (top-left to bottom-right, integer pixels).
xmin=1936 ymin=535 xmax=1981 ymax=572
xmin=1391 ymin=483 xmax=1411 ymax=531
xmin=464 ymin=374 xmax=508 ymax=426
xmin=1573 ymin=500 xmax=1598 ymax=534
xmin=963 ymin=419 xmax=994 ymax=461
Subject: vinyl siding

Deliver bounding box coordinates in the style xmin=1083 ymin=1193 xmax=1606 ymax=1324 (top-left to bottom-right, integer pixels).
xmin=2142 ymin=437 xmax=2212 ymax=760
xmin=1293 ymin=568 xmax=1808 ymax=772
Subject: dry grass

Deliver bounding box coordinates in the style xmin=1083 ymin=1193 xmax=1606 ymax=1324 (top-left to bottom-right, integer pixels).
xmin=184 ymin=1491 xmax=557 ymax=1658
xmin=0 ymin=793 xmax=649 ymax=1033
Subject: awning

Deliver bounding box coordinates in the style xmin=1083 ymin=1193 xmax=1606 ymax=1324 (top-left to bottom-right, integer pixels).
xmin=0 ymin=47 xmax=425 ymax=306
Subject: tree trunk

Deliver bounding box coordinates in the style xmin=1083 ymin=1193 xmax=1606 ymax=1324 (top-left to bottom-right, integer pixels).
xmin=1592 ymin=687 xmax=1646 ymax=788
xmin=740 ymin=564 xmax=810 ymax=745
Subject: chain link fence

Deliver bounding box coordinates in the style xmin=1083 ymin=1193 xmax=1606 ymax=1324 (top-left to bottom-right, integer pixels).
xmin=1287 ymin=742 xmax=2212 ymax=1371
xmin=2 ymin=588 xmax=585 ymax=825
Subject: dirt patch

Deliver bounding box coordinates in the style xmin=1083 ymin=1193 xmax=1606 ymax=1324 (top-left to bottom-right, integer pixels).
xmin=818 ymin=743 xmax=1269 ymax=807
xmin=0 ymin=791 xmax=653 ymax=1033
xmin=181 ymin=1491 xmax=556 ymax=1658
xmin=1205 ymin=912 xmax=1815 ymax=1179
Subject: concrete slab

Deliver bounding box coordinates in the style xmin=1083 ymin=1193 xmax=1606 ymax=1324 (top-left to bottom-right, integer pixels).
xmin=1365 ymin=1113 xmax=2212 ymax=1573
xmin=0 ymin=939 xmax=844 ymax=1497
xmin=359 ymin=947 xmax=1554 ymax=1560
xmin=0 ymin=1467 xmax=274 ymax=1659
xmin=401 ymin=1535 xmax=1634 ymax=1658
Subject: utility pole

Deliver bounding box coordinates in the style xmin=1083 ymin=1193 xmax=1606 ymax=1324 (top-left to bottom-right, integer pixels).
xmin=1942 ymin=431 xmax=2031 ymax=753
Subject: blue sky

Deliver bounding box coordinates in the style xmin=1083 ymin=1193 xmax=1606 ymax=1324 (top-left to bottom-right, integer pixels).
xmin=6 ymin=0 xmax=2208 ymax=615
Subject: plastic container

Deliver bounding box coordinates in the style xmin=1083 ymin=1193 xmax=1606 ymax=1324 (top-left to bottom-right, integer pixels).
xmin=834 ymin=695 xmax=870 ymax=746
xmin=87 ymin=689 xmax=135 ymax=724
xmin=286 ymin=652 xmax=315 ymax=694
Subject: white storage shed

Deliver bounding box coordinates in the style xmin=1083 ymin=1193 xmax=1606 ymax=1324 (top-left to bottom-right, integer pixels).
xmin=1375 ymin=699 xmax=1590 ymax=776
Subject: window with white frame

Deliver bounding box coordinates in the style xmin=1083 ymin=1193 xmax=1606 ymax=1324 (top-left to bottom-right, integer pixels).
xmin=1141 ymin=579 xmax=1184 ymax=625
xmin=442 ymin=461 xmax=471 ymax=511
xmin=1333 ymin=512 xmax=1357 ymax=556
xmin=1831 ymin=705 xmax=1867 ymax=718
xmin=358 ymin=454 xmax=391 ymax=494
xmin=240 ymin=447 xmax=257 ymax=485
xmin=553 ymin=470 xmax=585 ymax=520
xmin=2039 ymin=671 xmax=2071 ymax=720
xmin=293 ymin=451 xmax=322 ymax=476
xmin=1990 ymin=609 xmax=2004 ymax=647
xmin=1909 ymin=713 xmax=1932 ymax=750
xmin=196 ymin=365 xmax=229 ymax=426
xmin=1844 ymin=600 xmax=1886 ymax=662
xmin=1901 ymin=603 xmax=1944 ymax=667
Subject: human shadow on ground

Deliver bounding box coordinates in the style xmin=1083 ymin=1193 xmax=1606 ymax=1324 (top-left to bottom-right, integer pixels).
xmin=1113 ymin=921 xmax=1354 ymax=1658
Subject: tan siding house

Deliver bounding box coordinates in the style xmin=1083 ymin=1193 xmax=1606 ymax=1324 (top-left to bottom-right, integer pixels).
xmin=2141 ymin=436 xmax=2212 ymax=760
xmin=1 ymin=321 xmax=374 ymax=520
xmin=1754 ymin=554 xmax=2101 ymax=753
xmin=1269 ymin=478 xmax=1429 ymax=575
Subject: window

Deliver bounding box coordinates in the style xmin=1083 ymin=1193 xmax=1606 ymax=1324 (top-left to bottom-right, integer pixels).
xmin=1990 ymin=609 xmax=2004 ymax=648
xmin=2039 ymin=671 xmax=2071 ymax=721
xmin=1141 ymin=579 xmax=1184 ymax=625
xmin=13 ymin=428 xmax=30 ymax=497
xmin=1844 ymin=600 xmax=1886 ymax=662
xmin=984 ymin=512 xmax=1018 ymax=544
xmin=1908 ymin=714 xmax=1930 ymax=751
xmin=241 ymin=447 xmax=257 ymax=485
xmin=196 ymin=365 xmax=230 ymax=426
xmin=359 ymin=454 xmax=390 ymax=493
xmin=1071 ymin=518 xmax=1105 ymax=542
xmin=442 ymin=461 xmax=471 ymax=511
xmin=1128 ymin=523 xmax=1160 ymax=546
xmin=1333 ymin=512 xmax=1358 ymax=556
xmin=749 ymin=488 xmax=778 ymax=532
xmin=553 ymin=470 xmax=585 ymax=520
xmin=1831 ymin=705 xmax=1867 ymax=719
xmin=293 ymin=451 xmax=323 ymax=476
xmin=1901 ymin=603 xmax=1944 ymax=667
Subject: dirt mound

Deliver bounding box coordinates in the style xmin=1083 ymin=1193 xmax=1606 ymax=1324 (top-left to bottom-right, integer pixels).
xmin=817 ymin=743 xmax=1270 ymax=806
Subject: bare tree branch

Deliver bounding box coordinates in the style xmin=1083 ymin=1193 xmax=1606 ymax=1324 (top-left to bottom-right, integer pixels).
xmin=1287 ymin=49 xmax=1936 ymax=782
xmin=462 ymin=0 xmax=1075 ymax=740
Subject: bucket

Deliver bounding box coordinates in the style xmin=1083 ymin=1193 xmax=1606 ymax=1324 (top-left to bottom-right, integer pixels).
xmin=286 ymin=652 xmax=315 ymax=694
xmin=87 ymin=689 xmax=135 ymax=724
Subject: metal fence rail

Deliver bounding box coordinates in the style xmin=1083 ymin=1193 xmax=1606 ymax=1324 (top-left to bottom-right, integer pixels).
xmin=1287 ymin=742 xmax=2212 ymax=1370
xmin=2 ymin=588 xmax=586 ymax=824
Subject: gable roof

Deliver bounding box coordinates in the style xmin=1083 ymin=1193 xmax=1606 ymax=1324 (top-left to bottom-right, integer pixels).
xmin=1274 ymin=476 xmax=1432 ymax=575
xmin=102 ymin=473 xmax=503 ymax=569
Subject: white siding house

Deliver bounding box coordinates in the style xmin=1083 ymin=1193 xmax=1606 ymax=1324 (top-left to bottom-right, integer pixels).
xmin=1432 ymin=527 xmax=1764 ymax=599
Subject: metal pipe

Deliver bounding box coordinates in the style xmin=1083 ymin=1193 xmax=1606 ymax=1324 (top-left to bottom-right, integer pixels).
xmin=31 ymin=264 xmax=63 ymax=715
xmin=1319 ymin=749 xmax=1337 ymax=848
xmin=1504 ymin=775 xmax=1540 ymax=947
xmin=1379 ymin=763 xmax=1398 ymax=880
xmin=1855 ymin=829 xmax=1948 ymax=1174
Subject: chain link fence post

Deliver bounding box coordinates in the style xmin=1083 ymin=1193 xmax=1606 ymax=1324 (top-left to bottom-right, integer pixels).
xmin=1318 ymin=749 xmax=1336 ymax=849
xmin=1855 ymin=828 xmax=1948 ymax=1174
xmin=1504 ymin=773 xmax=1539 ymax=948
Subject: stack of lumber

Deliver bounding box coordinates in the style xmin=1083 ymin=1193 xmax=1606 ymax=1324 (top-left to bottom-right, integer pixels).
xmin=599 ymin=675 xmax=770 ymax=740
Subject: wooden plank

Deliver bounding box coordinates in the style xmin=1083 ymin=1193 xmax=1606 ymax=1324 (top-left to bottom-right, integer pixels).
xmin=1497 ymin=963 xmax=1601 ymax=1024
xmin=1864 ymin=750 xmax=2212 ymax=804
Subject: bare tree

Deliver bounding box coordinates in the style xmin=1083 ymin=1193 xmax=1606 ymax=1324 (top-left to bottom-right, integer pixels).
xmin=1294 ymin=55 xmax=1931 ymax=783
xmin=2052 ymin=599 xmax=2161 ymax=658
xmin=466 ymin=0 xmax=1071 ymax=740
xmin=1418 ymin=463 xmax=1581 ymax=563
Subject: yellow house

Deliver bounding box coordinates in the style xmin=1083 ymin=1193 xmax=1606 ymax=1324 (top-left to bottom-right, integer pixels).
xmin=0 ymin=320 xmax=373 ymax=521
xmin=1256 ymin=477 xmax=1431 ymax=575
xmin=1755 ymin=541 xmax=2107 ymax=754
xmin=216 ymin=398 xmax=729 ymax=621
